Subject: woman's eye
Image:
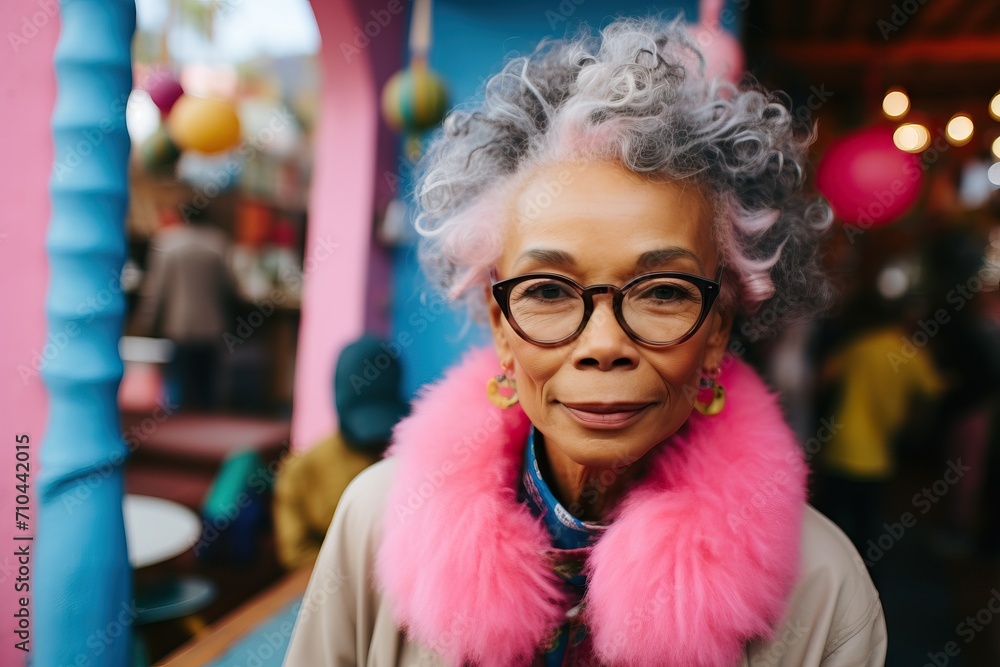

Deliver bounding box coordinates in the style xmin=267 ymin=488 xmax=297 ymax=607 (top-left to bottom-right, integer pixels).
xmin=524 ymin=282 xmax=571 ymax=300
xmin=652 ymin=287 xmax=680 ymax=300
xmin=640 ymin=284 xmax=695 ymax=301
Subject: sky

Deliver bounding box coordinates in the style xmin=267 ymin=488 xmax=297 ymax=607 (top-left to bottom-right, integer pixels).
xmin=135 ymin=0 xmax=322 ymax=62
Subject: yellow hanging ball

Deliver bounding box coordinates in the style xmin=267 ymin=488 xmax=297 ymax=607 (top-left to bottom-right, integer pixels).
xmin=381 ymin=66 xmax=449 ymax=133
xmin=167 ymin=95 xmax=242 ymax=154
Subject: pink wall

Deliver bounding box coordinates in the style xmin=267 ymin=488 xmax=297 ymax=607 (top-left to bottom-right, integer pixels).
xmin=293 ymin=0 xmax=399 ymax=449
xmin=0 ymin=3 xmax=58 ymax=665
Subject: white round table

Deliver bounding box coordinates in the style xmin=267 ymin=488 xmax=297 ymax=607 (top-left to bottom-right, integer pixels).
xmin=123 ymin=494 xmax=202 ymax=568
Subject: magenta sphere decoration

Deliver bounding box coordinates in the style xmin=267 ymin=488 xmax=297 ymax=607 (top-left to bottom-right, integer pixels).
xmin=816 ymin=125 xmax=924 ymax=227
xmin=148 ymin=74 xmax=184 ymax=114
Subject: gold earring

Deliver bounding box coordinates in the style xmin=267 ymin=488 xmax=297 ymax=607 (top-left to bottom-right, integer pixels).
xmin=694 ymin=368 xmax=725 ymax=416
xmin=486 ymin=369 xmax=519 ymax=409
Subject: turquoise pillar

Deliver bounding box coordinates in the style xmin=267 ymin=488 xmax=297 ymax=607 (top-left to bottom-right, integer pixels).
xmin=36 ymin=1 xmax=136 ymax=665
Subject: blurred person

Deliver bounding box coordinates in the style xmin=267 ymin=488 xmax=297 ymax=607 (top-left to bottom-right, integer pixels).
xmin=976 ymin=297 xmax=1000 ymax=557
xmin=273 ymin=335 xmax=408 ymax=570
xmin=132 ymin=204 xmax=236 ymax=411
xmin=284 ymin=19 xmax=886 ymax=666
xmin=813 ymin=293 xmax=945 ymax=563
xmin=923 ymin=228 xmax=1000 ymax=555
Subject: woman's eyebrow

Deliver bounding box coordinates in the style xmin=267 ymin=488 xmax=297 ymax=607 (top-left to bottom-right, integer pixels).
xmin=636 ymin=247 xmax=703 ymax=272
xmin=513 ymin=248 xmax=577 ymax=270
xmin=512 ymin=247 xmax=703 ymax=272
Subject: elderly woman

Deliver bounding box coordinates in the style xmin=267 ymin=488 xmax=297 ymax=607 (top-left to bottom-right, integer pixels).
xmin=284 ymin=18 xmax=886 ymax=667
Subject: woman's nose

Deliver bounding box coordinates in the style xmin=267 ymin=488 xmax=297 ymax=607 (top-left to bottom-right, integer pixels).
xmin=571 ymin=296 xmax=640 ymax=371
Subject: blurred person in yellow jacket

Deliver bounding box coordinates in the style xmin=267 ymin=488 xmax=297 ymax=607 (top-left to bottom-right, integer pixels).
xmin=815 ymin=294 xmax=945 ymax=566
xmin=274 ymin=335 xmax=409 ymax=570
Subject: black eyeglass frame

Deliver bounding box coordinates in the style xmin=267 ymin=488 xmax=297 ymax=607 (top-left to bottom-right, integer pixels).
xmin=491 ymin=267 xmax=724 ymax=348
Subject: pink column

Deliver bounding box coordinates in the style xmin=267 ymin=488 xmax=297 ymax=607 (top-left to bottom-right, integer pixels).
xmin=0 ymin=3 xmax=59 ymax=665
xmin=293 ymin=0 xmax=388 ymax=450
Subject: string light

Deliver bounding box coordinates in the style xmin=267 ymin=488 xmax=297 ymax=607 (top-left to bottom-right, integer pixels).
xmin=893 ymin=123 xmax=930 ymax=152
xmin=882 ymin=89 xmax=910 ymax=119
xmin=945 ymin=114 xmax=974 ymax=146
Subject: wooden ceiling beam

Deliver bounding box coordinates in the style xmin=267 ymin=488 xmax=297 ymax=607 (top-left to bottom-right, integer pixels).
xmin=768 ymin=36 xmax=1000 ymax=65
xmin=805 ymin=0 xmax=848 ymax=40
xmin=757 ymin=0 xmax=816 ymax=41
xmin=903 ymin=0 xmax=966 ymax=38
xmin=958 ymin=0 xmax=1000 ymax=36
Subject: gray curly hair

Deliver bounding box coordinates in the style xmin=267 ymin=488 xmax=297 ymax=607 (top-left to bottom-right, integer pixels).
xmin=413 ymin=17 xmax=833 ymax=338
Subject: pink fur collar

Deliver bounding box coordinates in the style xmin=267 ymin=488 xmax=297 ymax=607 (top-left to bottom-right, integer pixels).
xmin=376 ymin=347 xmax=807 ymax=666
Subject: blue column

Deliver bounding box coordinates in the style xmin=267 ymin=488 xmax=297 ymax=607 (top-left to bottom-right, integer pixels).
xmin=36 ymin=1 xmax=136 ymax=665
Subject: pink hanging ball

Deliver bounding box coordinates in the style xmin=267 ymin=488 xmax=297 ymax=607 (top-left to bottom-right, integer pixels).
xmin=689 ymin=24 xmax=744 ymax=86
xmin=816 ymin=125 xmax=924 ymax=227
xmin=148 ymin=75 xmax=185 ymax=115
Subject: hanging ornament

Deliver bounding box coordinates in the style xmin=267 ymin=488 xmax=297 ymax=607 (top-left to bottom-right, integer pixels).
xmin=380 ymin=0 xmax=448 ymax=160
xmin=688 ymin=0 xmax=744 ymax=85
xmin=139 ymin=125 xmax=181 ymax=172
xmin=167 ymin=95 xmax=242 ymax=154
xmin=147 ymin=72 xmax=185 ymax=115
xmin=816 ymin=124 xmax=924 ymax=227
xmin=381 ymin=64 xmax=449 ymax=134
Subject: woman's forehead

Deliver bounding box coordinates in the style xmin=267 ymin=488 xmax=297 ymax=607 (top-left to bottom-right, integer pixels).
xmin=502 ymin=161 xmax=717 ymax=276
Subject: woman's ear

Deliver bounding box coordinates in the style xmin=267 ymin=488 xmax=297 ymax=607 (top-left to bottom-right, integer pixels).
xmin=703 ymin=305 xmax=735 ymax=371
xmin=486 ymin=286 xmax=515 ymax=369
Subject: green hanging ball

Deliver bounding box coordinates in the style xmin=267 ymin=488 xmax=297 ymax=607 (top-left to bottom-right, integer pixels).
xmin=382 ymin=65 xmax=449 ymax=133
xmin=140 ymin=126 xmax=181 ymax=171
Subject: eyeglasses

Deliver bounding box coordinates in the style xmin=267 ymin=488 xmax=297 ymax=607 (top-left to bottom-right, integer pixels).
xmin=491 ymin=269 xmax=722 ymax=347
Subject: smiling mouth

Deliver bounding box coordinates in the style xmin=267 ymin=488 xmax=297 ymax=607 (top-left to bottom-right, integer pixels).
xmin=560 ymin=402 xmax=652 ymax=428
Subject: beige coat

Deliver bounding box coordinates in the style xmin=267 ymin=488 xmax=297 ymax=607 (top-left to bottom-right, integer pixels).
xmin=283 ymin=457 xmax=887 ymax=666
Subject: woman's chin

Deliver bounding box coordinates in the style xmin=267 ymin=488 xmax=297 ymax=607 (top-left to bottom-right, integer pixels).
xmin=550 ymin=436 xmax=653 ymax=470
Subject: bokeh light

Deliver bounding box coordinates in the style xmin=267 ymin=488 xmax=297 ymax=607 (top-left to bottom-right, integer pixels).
xmin=945 ymin=114 xmax=974 ymax=146
xmin=882 ymin=89 xmax=910 ymax=119
xmin=877 ymin=265 xmax=910 ymax=300
xmin=990 ymin=92 xmax=1000 ymax=121
xmin=989 ymin=162 xmax=1000 ymax=186
xmin=125 ymin=90 xmax=160 ymax=145
xmin=893 ymin=123 xmax=930 ymax=152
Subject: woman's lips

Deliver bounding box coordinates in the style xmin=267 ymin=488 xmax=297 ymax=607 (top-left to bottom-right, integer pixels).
xmin=560 ymin=402 xmax=652 ymax=429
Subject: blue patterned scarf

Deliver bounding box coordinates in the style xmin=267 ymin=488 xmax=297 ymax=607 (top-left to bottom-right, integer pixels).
xmin=520 ymin=428 xmax=607 ymax=666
